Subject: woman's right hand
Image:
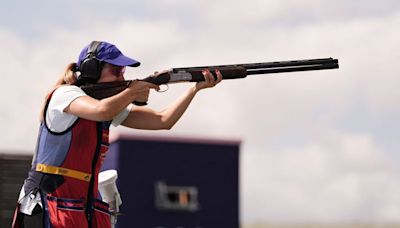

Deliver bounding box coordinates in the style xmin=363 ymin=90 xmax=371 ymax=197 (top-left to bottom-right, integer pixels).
xmin=127 ymin=80 xmax=160 ymax=104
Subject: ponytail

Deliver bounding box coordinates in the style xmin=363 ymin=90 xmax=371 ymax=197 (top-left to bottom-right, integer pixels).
xmin=55 ymin=63 xmax=79 ymax=86
xmin=39 ymin=63 xmax=80 ymax=121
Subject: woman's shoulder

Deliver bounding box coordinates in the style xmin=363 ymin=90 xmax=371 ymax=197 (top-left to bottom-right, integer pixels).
xmin=49 ymin=85 xmax=87 ymax=106
xmin=53 ymin=84 xmax=85 ymax=95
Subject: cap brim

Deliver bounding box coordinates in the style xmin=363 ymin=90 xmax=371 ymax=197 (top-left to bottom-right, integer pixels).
xmin=105 ymin=54 xmax=141 ymax=67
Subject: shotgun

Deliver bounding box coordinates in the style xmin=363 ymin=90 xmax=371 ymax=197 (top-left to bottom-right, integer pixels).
xmin=81 ymin=57 xmax=339 ymax=106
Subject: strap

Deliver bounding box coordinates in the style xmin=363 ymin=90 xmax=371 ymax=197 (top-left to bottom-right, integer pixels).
xmin=36 ymin=163 xmax=91 ymax=182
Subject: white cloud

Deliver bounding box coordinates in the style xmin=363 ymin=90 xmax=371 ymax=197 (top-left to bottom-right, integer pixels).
xmin=0 ymin=29 xmax=44 ymax=152
xmin=242 ymin=131 xmax=400 ymax=223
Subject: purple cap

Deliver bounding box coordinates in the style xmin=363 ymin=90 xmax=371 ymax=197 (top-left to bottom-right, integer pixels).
xmin=77 ymin=41 xmax=140 ymax=67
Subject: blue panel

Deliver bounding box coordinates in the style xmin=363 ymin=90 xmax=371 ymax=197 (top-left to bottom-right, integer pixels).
xmin=35 ymin=125 xmax=72 ymax=166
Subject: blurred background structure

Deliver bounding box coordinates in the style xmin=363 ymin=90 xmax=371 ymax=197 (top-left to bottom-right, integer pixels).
xmin=1 ymin=0 xmax=400 ymax=227
xmin=0 ymin=154 xmax=31 ymax=225
xmin=102 ymin=133 xmax=240 ymax=227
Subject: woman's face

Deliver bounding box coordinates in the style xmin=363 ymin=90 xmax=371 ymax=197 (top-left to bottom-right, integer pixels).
xmin=98 ymin=63 xmax=126 ymax=83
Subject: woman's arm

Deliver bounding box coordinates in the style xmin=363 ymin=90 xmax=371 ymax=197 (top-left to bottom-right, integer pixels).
xmin=65 ymin=81 xmax=159 ymax=122
xmin=121 ymin=69 xmax=222 ymax=130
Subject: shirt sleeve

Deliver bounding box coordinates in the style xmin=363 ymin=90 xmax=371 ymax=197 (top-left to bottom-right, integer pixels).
xmin=46 ymin=85 xmax=133 ymax=132
xmin=45 ymin=85 xmax=87 ymax=132
xmin=111 ymin=103 xmax=133 ymax=127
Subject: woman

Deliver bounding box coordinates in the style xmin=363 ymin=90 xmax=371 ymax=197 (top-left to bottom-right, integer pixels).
xmin=12 ymin=41 xmax=222 ymax=228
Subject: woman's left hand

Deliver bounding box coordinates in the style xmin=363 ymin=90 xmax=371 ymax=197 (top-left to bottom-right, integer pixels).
xmin=195 ymin=69 xmax=223 ymax=91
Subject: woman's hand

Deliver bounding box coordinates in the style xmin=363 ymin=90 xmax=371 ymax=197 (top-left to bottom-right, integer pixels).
xmin=194 ymin=69 xmax=223 ymax=91
xmin=127 ymin=80 xmax=160 ymax=104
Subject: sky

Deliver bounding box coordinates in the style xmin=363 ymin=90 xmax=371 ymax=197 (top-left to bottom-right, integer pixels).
xmin=1 ymin=0 xmax=400 ymax=224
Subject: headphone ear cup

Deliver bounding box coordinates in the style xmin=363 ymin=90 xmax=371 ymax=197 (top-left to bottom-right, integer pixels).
xmin=78 ymin=41 xmax=102 ymax=84
xmin=79 ymin=56 xmax=102 ymax=83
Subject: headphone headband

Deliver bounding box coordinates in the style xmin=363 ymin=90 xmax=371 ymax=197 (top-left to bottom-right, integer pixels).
xmin=87 ymin=41 xmax=101 ymax=58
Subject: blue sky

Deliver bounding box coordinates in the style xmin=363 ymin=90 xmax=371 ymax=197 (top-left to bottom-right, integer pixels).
xmin=1 ymin=0 xmax=400 ymax=224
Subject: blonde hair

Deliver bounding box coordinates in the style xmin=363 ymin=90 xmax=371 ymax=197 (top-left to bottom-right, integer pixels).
xmin=39 ymin=63 xmax=79 ymax=120
xmin=57 ymin=63 xmax=79 ymax=86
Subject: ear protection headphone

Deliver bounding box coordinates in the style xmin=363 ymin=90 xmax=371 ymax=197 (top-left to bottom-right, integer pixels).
xmin=78 ymin=41 xmax=103 ymax=84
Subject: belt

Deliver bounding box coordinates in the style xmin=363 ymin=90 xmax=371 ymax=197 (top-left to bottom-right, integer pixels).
xmin=36 ymin=163 xmax=91 ymax=182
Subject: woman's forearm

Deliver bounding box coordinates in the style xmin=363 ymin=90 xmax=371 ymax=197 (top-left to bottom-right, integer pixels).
xmin=66 ymin=87 xmax=138 ymax=121
xmin=159 ymin=85 xmax=199 ymax=129
xmin=66 ymin=80 xmax=158 ymax=122
xmin=121 ymin=70 xmax=221 ymax=130
xmin=159 ymin=69 xmax=223 ymax=128
xmin=94 ymin=88 xmax=139 ymax=120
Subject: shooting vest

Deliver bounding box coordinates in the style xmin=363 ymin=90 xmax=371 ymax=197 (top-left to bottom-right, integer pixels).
xmin=21 ymin=92 xmax=112 ymax=228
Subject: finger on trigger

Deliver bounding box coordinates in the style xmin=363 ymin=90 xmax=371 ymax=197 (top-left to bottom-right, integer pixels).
xmin=149 ymin=83 xmax=160 ymax=91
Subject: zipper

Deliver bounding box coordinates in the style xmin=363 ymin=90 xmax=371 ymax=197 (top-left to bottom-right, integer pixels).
xmin=85 ymin=122 xmax=103 ymax=228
